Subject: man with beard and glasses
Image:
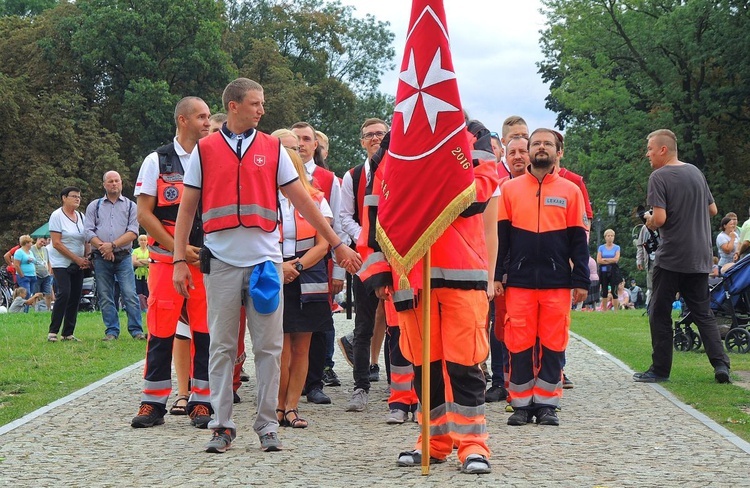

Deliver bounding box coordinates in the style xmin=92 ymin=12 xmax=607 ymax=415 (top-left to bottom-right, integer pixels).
xmin=495 ymin=128 xmax=589 ymax=427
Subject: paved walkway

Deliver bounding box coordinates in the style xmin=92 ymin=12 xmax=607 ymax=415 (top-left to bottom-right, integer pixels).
xmin=1 ymin=314 xmax=749 ymax=487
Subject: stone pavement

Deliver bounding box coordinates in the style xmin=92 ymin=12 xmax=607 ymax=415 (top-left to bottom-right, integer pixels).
xmin=1 ymin=314 xmax=749 ymax=487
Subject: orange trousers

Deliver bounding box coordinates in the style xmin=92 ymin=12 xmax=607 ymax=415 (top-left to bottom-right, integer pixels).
xmin=142 ymin=261 xmax=210 ymax=411
xmin=504 ymin=287 xmax=570 ymax=409
xmin=397 ymin=288 xmax=490 ymax=462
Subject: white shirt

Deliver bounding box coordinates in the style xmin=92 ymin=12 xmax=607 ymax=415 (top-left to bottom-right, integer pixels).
xmin=183 ymin=130 xmax=298 ymax=267
xmin=280 ymin=192 xmax=333 ymax=258
xmin=48 ymin=208 xmax=86 ymax=268
xmin=340 ymin=159 xmax=370 ymax=243
xmin=304 ymin=159 xmax=346 ymax=280
xmin=135 ymin=137 xmax=192 ymax=197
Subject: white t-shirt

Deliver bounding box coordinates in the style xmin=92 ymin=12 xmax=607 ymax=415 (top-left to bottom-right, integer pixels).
xmin=183 ymin=130 xmax=298 ymax=267
xmin=135 ymin=137 xmax=192 ymax=197
xmin=716 ymin=232 xmax=739 ymax=266
xmin=48 ymin=208 xmax=86 ymax=268
xmin=280 ymin=192 xmax=333 ymax=258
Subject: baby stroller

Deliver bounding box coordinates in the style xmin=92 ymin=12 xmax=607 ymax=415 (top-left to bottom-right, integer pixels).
xmin=79 ymin=275 xmax=98 ymax=312
xmin=673 ymin=255 xmax=750 ymax=353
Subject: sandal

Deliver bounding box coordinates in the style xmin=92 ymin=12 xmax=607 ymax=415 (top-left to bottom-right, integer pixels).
xmin=169 ymin=395 xmax=189 ymax=415
xmin=47 ymin=333 xmax=58 ymax=342
xmin=284 ymin=409 xmax=308 ymax=429
xmin=276 ymin=408 xmax=289 ymax=427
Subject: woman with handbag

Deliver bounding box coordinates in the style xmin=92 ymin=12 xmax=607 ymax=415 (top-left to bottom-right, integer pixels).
xmin=47 ymin=186 xmax=91 ymax=342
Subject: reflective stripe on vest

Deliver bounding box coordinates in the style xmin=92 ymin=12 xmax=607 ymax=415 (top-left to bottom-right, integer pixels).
xmin=199 ymin=131 xmax=280 ymax=234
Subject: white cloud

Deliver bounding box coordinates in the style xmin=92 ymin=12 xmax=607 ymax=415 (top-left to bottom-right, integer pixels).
xmin=341 ymin=0 xmax=558 ymax=133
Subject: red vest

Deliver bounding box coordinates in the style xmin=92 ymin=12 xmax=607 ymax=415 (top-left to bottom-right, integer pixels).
xmin=199 ymin=131 xmax=281 ymax=234
xmin=310 ymin=165 xmax=335 ymax=204
xmin=348 ymin=163 xmax=368 ymax=226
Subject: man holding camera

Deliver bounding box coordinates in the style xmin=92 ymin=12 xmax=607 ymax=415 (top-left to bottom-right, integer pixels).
xmin=85 ymin=171 xmax=146 ymax=341
xmin=635 ymin=129 xmax=730 ymax=384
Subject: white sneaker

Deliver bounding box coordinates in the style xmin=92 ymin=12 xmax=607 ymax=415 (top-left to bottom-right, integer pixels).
xmin=345 ymin=388 xmax=368 ymax=412
xmin=385 ymin=408 xmax=408 ymax=424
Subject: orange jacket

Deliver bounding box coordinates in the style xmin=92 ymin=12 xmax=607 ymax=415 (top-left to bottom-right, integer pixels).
xmin=496 ymin=169 xmax=590 ymax=290
xmin=198 ymin=131 xmax=280 ymax=234
xmin=358 ymin=157 xmax=499 ymax=311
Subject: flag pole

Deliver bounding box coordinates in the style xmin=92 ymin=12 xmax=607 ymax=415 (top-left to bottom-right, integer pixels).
xmin=421 ymin=248 xmax=431 ymax=475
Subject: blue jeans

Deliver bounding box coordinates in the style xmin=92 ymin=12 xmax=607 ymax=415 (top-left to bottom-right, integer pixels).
xmin=93 ymin=254 xmax=143 ymax=337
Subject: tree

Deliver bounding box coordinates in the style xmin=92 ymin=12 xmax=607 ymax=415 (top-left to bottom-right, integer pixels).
xmin=225 ymin=0 xmax=395 ymax=171
xmin=0 ymin=0 xmax=57 ymax=17
xmin=539 ymin=0 xmax=750 ymax=280
xmin=70 ymin=0 xmax=234 ymax=166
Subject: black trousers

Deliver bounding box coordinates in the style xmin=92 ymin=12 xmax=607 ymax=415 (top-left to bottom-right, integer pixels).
xmin=49 ymin=267 xmax=84 ymax=337
xmin=649 ymin=265 xmax=729 ymax=377
xmin=352 ymin=274 xmax=379 ymax=391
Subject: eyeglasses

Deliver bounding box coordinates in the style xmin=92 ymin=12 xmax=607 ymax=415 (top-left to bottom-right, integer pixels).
xmin=66 ymin=195 xmax=81 ymax=199
xmin=361 ymin=131 xmax=386 ymax=140
xmin=529 ymin=141 xmax=557 ymax=149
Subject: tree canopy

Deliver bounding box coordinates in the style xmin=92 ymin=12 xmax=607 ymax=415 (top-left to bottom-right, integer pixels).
xmin=0 ymin=0 xmax=395 ymax=250
xmin=539 ymin=0 xmax=750 ymax=280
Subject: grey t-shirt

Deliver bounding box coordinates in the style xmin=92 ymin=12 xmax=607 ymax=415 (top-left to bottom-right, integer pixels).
xmin=647 ymin=163 xmax=714 ymax=274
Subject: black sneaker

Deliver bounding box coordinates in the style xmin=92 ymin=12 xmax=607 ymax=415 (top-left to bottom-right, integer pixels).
xmin=233 ymin=391 xmax=241 ymax=404
xmin=369 ymin=364 xmax=380 ymax=382
xmin=562 ymin=374 xmax=574 ymax=389
xmin=239 ymin=368 xmax=250 ymax=382
xmin=337 ymin=334 xmax=354 ymax=367
xmin=306 ymin=388 xmax=332 ymax=405
xmin=633 ymin=368 xmax=669 ymax=383
xmin=714 ymin=363 xmax=731 ymax=384
xmin=507 ymin=408 xmax=534 ymax=426
xmin=485 ymin=385 xmax=507 ymax=403
xmin=535 ymin=407 xmax=559 ymax=426
xmin=189 ymin=404 xmax=212 ymax=429
xmin=322 ymin=367 xmax=341 ymax=387
xmin=131 ymin=403 xmax=165 ymax=428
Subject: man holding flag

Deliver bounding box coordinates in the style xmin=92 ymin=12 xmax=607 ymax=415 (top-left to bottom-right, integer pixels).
xmin=356 ymin=0 xmax=498 ymax=474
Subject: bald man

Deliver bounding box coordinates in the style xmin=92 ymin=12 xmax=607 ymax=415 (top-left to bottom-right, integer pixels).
xmin=85 ymin=170 xmax=144 ymax=340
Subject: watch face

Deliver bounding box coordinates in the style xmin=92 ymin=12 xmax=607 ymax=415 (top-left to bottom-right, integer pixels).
xmin=294 ymin=262 xmax=303 ymax=272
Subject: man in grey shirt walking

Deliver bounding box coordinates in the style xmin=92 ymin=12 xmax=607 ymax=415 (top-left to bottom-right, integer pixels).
xmin=85 ymin=170 xmax=145 ymax=340
xmin=634 ymin=129 xmax=730 ymax=384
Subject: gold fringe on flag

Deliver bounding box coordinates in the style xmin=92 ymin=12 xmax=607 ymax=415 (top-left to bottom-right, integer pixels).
xmin=375 ymin=182 xmax=476 ymax=289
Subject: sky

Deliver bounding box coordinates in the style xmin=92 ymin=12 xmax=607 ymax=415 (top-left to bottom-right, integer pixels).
xmin=340 ymin=0 xmax=557 ymax=134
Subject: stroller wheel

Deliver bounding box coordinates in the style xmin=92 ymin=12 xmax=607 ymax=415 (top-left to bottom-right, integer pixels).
xmin=685 ymin=327 xmax=702 ymax=351
xmin=724 ymin=328 xmax=750 ymax=354
xmin=673 ymin=331 xmax=690 ymax=352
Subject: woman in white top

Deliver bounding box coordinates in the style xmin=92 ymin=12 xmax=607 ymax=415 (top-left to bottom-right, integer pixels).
xmin=275 ymin=141 xmax=333 ymax=429
xmin=716 ymin=216 xmax=739 ymax=269
xmin=47 ymin=186 xmax=91 ymax=342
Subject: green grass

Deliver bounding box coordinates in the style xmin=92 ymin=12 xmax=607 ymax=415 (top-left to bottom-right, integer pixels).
xmin=572 ymin=309 xmax=750 ymax=441
xmin=0 ymin=311 xmax=147 ymax=427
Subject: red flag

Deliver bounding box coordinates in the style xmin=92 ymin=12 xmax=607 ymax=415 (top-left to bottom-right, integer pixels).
xmin=376 ymin=0 xmax=476 ymax=282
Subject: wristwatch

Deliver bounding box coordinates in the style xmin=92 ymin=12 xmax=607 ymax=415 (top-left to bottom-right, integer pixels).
xmin=294 ymin=261 xmax=304 ymax=272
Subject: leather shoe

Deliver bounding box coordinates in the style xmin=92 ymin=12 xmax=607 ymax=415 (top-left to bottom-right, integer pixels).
xmin=102 ymin=334 xmax=117 ymax=341
xmin=133 ymin=333 xmax=147 ymax=340
xmin=714 ymin=363 xmax=731 ymax=384
xmin=306 ymin=388 xmax=331 ymax=405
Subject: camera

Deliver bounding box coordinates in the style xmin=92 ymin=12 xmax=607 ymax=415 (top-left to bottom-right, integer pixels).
xmin=636 ymin=205 xmax=659 ymax=253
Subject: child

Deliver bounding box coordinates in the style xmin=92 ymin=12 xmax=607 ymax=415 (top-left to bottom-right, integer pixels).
xmin=9 ymin=287 xmax=43 ymax=313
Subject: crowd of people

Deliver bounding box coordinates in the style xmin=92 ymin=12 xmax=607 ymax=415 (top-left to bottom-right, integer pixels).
xmin=2 ymin=75 xmax=742 ymax=475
